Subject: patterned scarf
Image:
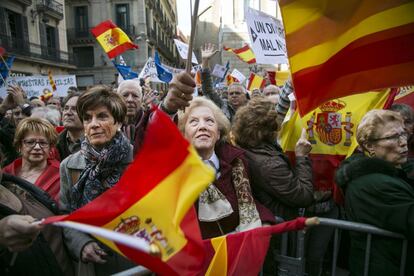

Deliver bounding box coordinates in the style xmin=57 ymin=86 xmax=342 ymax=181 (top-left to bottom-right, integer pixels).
xmin=70 ymin=131 xmax=131 ymax=210
xmin=198 ymin=158 xmax=261 ymax=232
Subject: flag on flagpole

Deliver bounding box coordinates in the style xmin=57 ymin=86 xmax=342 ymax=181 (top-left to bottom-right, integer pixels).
xmin=0 ymin=55 xmax=15 ymax=86
xmin=91 ymin=20 xmax=138 ymax=59
xmin=279 ymin=0 xmax=414 ymax=116
xmin=223 ymin=45 xmax=256 ymax=64
xmin=247 ymin=73 xmax=265 ymax=91
xmin=226 ymin=74 xmax=237 ymax=86
xmin=44 ymin=107 xmax=215 ymax=275
xmin=48 ymin=69 xmax=57 ymax=91
xmin=279 ymin=89 xmax=396 ymax=203
xmin=267 ymin=70 xmax=290 ymax=87
xmin=154 ymin=51 xmax=173 ymax=83
xmin=113 ymin=60 xmax=138 ymax=80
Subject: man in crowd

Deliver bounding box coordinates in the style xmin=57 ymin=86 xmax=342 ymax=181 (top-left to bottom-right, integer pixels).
xmin=56 ymin=92 xmax=84 ymax=160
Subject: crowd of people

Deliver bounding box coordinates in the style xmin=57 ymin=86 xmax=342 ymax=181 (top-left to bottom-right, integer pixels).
xmin=0 ymin=43 xmax=413 ymax=276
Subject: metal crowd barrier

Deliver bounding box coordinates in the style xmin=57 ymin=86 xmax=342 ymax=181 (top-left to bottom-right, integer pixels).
xmin=275 ymin=218 xmax=408 ymax=276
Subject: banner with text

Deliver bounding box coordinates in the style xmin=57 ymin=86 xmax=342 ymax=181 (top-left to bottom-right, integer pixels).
xmin=246 ymin=8 xmax=287 ymax=65
xmin=230 ymin=69 xmax=246 ymax=83
xmin=0 ymin=75 xmax=77 ymax=98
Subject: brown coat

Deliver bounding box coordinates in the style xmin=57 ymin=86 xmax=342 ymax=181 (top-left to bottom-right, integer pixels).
xmin=244 ymin=143 xmax=314 ymax=220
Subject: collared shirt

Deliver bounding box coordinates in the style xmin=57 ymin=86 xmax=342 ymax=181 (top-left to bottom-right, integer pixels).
xmin=66 ymin=132 xmax=82 ymax=154
xmin=203 ymin=152 xmax=221 ymax=179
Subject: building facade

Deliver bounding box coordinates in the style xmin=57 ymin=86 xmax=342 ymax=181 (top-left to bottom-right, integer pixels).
xmin=0 ymin=0 xmax=74 ymax=77
xmin=65 ymin=0 xmax=179 ymax=89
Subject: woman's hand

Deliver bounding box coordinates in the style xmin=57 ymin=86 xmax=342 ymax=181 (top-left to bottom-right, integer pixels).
xmin=0 ymin=215 xmax=43 ymax=252
xmin=305 ymin=217 xmax=320 ymax=227
xmin=295 ymin=128 xmax=312 ymax=157
xmin=163 ymin=71 xmax=195 ymax=113
xmin=201 ymin=43 xmax=219 ymax=69
xmin=7 ymin=85 xmax=26 ymax=106
xmin=81 ymin=242 xmax=107 ymax=264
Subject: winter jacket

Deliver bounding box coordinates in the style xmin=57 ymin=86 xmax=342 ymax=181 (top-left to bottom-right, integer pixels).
xmin=335 ymin=153 xmax=414 ymax=276
xmin=244 ymin=143 xmax=314 ymax=220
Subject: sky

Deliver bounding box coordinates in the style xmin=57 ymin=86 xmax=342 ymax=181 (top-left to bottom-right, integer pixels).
xmin=176 ymin=0 xmax=213 ymax=36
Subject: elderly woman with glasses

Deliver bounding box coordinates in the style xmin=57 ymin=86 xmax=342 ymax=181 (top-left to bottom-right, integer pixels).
xmin=336 ymin=109 xmax=414 ymax=276
xmin=3 ymin=117 xmax=60 ymax=202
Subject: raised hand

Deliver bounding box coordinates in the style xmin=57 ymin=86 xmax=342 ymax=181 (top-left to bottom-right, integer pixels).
xmin=201 ymin=43 xmax=219 ymax=68
xmin=295 ymin=128 xmax=312 ymax=157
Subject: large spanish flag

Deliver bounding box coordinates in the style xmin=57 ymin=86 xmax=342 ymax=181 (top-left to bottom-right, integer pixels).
xmin=223 ymin=45 xmax=256 ymax=64
xmin=279 ymin=89 xmax=396 ymax=203
xmin=44 ymin=108 xmax=215 ymax=275
xmin=267 ymin=70 xmax=290 ymax=87
xmin=202 ymin=217 xmax=307 ymax=276
xmin=91 ymin=20 xmax=138 ymax=59
xmin=280 ymin=0 xmax=414 ymax=116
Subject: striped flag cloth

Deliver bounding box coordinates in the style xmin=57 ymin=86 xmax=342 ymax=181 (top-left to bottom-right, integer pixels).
xmin=267 ymin=70 xmax=290 ymax=87
xmin=279 ymin=0 xmax=414 ymax=116
xmin=48 ymin=69 xmax=57 ymax=91
xmin=223 ymin=45 xmax=256 ymax=64
xmin=247 ymin=73 xmax=265 ymax=91
xmin=91 ymin=20 xmax=138 ymax=59
xmin=44 ymin=107 xmax=215 ymax=275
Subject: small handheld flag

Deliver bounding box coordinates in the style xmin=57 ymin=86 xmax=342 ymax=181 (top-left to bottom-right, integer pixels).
xmin=154 ymin=52 xmax=173 ymax=83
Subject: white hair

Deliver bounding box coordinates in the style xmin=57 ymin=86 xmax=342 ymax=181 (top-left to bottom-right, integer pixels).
xmin=31 ymin=107 xmax=61 ymax=126
xmin=117 ymin=79 xmax=142 ymax=98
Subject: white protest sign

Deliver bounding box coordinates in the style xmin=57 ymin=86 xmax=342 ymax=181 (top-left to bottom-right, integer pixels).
xmin=174 ymin=39 xmax=198 ymax=64
xmin=211 ymin=64 xmax=227 ymax=78
xmin=230 ymin=69 xmax=246 ymax=83
xmin=138 ymin=57 xmax=183 ymax=83
xmin=246 ymin=8 xmax=287 ymax=64
xmin=0 ymin=75 xmax=77 ymax=98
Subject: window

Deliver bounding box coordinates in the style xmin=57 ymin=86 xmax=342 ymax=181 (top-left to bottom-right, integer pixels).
xmin=115 ymin=4 xmax=129 ymax=30
xmin=73 ymin=47 xmax=94 ymax=67
xmin=75 ymin=6 xmax=88 ymax=33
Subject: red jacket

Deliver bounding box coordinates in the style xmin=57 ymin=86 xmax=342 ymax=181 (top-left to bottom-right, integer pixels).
xmin=3 ymin=158 xmax=61 ymax=203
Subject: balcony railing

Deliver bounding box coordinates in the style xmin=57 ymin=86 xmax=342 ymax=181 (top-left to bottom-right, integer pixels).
xmin=0 ymin=34 xmax=74 ymax=65
xmin=36 ymin=0 xmax=63 ymax=20
xmin=67 ymin=28 xmax=94 ymax=44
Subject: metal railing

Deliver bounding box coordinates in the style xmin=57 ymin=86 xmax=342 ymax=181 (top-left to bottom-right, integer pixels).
xmin=0 ymin=34 xmax=74 ymax=65
xmin=36 ymin=0 xmax=63 ymax=15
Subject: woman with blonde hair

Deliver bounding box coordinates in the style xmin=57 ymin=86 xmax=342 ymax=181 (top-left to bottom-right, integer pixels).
xmin=3 ymin=117 xmax=60 ymax=202
xmin=336 ymin=109 xmax=414 ymax=276
xmin=178 ymin=97 xmax=275 ymax=239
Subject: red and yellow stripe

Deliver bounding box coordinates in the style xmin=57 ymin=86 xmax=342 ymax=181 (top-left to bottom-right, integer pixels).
xmin=247 ymin=73 xmax=265 ymax=91
xmin=223 ymin=45 xmax=256 ymax=64
xmin=280 ymin=0 xmax=414 ymax=116
xmin=91 ymin=20 xmax=138 ymax=59
xmin=48 ymin=69 xmax=56 ymax=91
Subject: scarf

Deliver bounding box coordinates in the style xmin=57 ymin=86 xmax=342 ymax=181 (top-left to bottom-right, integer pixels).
xmin=198 ymin=157 xmax=261 ymax=232
xmin=70 ymin=131 xmax=131 ymax=210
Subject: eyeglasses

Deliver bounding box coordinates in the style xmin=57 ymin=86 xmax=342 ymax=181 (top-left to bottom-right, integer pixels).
xmin=22 ymin=139 xmax=50 ymax=149
xmin=371 ymin=132 xmax=409 ymax=142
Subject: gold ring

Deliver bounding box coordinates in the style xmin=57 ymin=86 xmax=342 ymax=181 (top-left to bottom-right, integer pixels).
xmin=181 ymin=92 xmax=185 ymax=98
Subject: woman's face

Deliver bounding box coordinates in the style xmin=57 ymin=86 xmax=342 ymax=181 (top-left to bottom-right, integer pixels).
xmin=367 ymin=121 xmax=408 ymax=166
xmin=83 ymin=105 xmax=121 ymax=148
xmin=184 ymin=106 xmax=220 ymax=158
xmin=20 ymin=132 xmax=50 ymax=165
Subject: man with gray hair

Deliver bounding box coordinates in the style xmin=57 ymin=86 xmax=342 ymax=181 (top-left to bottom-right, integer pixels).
xmin=31 ymin=106 xmax=61 ymax=126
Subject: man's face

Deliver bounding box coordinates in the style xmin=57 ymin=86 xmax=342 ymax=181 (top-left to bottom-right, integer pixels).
xmin=263 ymin=85 xmax=280 ymax=97
xmin=12 ymin=107 xmax=27 ymax=126
xmin=228 ymin=86 xmax=247 ymax=110
xmin=62 ymin=96 xmax=83 ymax=131
xmin=118 ymin=82 xmax=142 ymax=118
xmin=47 ymin=97 xmax=62 ymax=113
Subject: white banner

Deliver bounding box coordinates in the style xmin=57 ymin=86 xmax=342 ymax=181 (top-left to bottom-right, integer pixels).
xmin=230 ymin=69 xmax=246 ymax=83
xmin=0 ymin=75 xmax=77 ymax=98
xmin=138 ymin=57 xmax=183 ymax=83
xmin=174 ymin=39 xmax=198 ymax=64
xmin=211 ymin=64 xmax=227 ymax=78
xmin=246 ymin=8 xmax=287 ymax=65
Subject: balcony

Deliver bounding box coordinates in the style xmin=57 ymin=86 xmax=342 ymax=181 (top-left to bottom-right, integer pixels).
xmin=67 ymin=28 xmax=94 ymax=44
xmin=36 ymin=0 xmax=63 ymax=21
xmin=16 ymin=0 xmax=32 ymax=6
xmin=0 ymin=34 xmax=74 ymax=65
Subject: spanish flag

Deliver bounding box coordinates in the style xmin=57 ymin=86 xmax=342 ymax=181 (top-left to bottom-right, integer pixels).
xmin=44 ymin=108 xmax=215 ymax=275
xmin=226 ymin=74 xmax=238 ymax=86
xmin=394 ymin=85 xmax=414 ymax=109
xmin=202 ymin=217 xmax=307 ymax=276
xmin=91 ymin=20 xmax=138 ymax=59
xmin=267 ymin=70 xmax=290 ymax=87
xmin=223 ymin=45 xmax=256 ymax=64
xmin=279 ymin=89 xmax=396 ymax=203
xmin=246 ymin=73 xmax=265 ymax=91
xmin=48 ymin=69 xmax=56 ymax=91
xmin=280 ymin=0 xmax=414 ymax=116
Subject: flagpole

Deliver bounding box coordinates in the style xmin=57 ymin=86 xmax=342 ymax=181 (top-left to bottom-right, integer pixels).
xmin=186 ymin=0 xmax=200 ymax=73
xmin=0 ymin=55 xmax=10 ymax=72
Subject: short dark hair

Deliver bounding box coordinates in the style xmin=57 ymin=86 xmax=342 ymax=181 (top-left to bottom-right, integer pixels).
xmin=62 ymin=91 xmax=82 ymax=107
xmin=76 ymin=85 xmax=127 ymax=124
